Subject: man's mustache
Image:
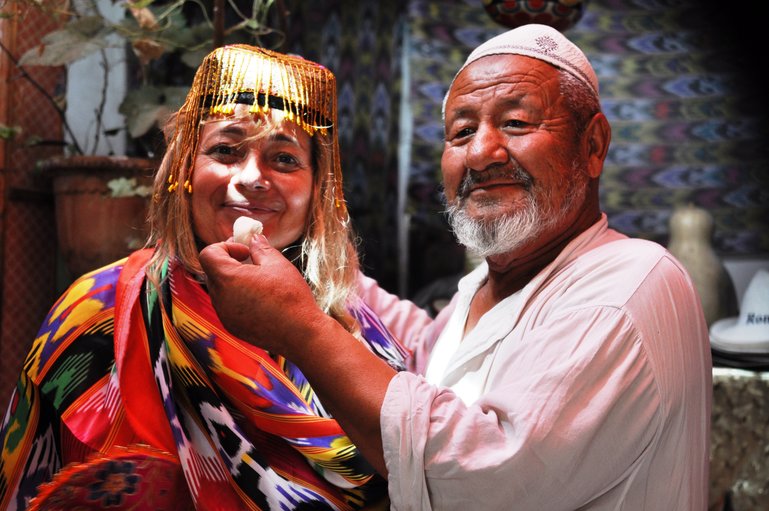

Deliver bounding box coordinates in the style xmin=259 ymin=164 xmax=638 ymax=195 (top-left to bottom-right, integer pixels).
xmin=457 ymin=164 xmax=533 ymax=199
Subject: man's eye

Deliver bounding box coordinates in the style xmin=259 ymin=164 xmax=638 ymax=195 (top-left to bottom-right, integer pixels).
xmin=450 ymin=127 xmax=475 ymax=140
xmin=505 ymin=119 xmax=527 ymax=128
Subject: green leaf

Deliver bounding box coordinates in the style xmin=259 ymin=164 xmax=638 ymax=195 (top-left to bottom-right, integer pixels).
xmin=18 ymin=17 xmax=113 ymax=66
xmin=0 ymin=124 xmax=22 ymax=140
xmin=244 ymin=19 xmax=263 ymax=30
xmin=161 ymin=86 xmax=190 ymax=110
xmin=128 ymin=0 xmax=158 ymax=9
xmin=163 ymin=20 xmax=213 ymax=50
xmin=120 ymin=85 xmax=164 ymax=111
xmin=65 ymin=16 xmax=110 ymax=38
xmin=126 ymin=104 xmax=168 ymax=138
xmin=119 ymin=85 xmax=188 ymax=137
xmin=180 ymin=48 xmax=208 ymax=69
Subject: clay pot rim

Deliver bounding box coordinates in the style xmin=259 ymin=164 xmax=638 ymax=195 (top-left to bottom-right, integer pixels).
xmin=38 ymin=155 xmax=160 ymax=174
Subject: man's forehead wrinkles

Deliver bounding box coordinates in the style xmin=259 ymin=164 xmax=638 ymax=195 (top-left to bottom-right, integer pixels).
xmin=448 ymin=97 xmax=524 ymax=121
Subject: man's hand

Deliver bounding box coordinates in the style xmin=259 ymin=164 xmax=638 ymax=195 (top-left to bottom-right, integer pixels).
xmin=199 ymin=235 xmax=326 ymax=356
xmin=200 ymin=234 xmax=396 ymax=477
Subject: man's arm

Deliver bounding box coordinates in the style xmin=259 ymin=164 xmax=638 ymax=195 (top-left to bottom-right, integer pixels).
xmin=199 ymin=236 xmax=395 ymax=476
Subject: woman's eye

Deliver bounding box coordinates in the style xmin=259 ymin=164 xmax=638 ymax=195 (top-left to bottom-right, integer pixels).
xmin=276 ymin=153 xmax=298 ymax=165
xmin=206 ymin=144 xmax=243 ymax=161
xmin=271 ymin=152 xmax=305 ymax=171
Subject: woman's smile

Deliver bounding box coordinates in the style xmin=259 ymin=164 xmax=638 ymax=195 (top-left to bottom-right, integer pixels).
xmin=191 ymin=108 xmax=314 ymax=250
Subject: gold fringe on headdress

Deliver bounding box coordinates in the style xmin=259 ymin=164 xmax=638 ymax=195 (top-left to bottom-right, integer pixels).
xmin=167 ymin=45 xmax=346 ymax=217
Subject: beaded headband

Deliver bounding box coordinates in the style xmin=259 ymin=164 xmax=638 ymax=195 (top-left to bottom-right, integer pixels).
xmin=166 ymin=45 xmax=344 ymax=216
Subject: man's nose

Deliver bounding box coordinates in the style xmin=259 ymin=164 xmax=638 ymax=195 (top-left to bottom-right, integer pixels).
xmin=465 ymin=126 xmax=509 ymax=171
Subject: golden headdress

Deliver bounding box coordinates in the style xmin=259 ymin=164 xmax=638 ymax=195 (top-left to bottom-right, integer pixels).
xmin=167 ymin=44 xmax=346 ymax=217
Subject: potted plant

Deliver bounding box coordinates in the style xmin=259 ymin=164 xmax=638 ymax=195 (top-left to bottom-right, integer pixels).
xmin=1 ymin=0 xmax=285 ymax=278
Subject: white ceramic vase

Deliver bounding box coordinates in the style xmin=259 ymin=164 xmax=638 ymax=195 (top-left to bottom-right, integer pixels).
xmin=668 ymin=204 xmax=738 ymax=326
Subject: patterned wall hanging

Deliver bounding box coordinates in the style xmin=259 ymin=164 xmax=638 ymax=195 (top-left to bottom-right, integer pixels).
xmin=482 ymin=0 xmax=586 ymax=31
xmin=405 ymin=0 xmax=768 ymax=296
xmin=284 ymin=0 xmax=407 ymax=293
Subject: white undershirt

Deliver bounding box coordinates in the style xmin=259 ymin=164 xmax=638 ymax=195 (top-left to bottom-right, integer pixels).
xmin=424 ymin=301 xmax=469 ymax=385
xmin=424 ymin=285 xmax=524 ymax=404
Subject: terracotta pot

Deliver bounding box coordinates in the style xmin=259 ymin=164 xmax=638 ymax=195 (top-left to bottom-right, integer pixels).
xmin=41 ymin=155 xmax=158 ymax=278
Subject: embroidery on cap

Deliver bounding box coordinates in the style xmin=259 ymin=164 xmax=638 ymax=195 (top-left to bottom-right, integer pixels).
xmin=535 ymin=35 xmax=558 ymax=53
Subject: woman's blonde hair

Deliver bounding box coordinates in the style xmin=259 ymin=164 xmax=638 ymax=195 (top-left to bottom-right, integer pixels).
xmin=145 ymin=45 xmax=360 ymax=326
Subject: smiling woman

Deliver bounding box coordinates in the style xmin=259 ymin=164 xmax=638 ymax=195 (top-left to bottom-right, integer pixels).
xmin=191 ymin=108 xmax=314 ymax=251
xmin=148 ymin=45 xmax=356 ymax=318
xmin=0 ymin=44 xmax=406 ymax=511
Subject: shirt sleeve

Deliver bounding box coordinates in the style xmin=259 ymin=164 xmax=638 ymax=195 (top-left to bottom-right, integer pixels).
xmin=381 ymin=305 xmax=662 ymax=511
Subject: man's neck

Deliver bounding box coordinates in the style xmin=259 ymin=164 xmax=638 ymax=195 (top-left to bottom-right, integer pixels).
xmin=463 ymin=208 xmax=600 ymax=336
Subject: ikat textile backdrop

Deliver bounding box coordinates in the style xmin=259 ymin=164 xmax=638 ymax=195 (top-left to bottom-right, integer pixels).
xmin=283 ymin=0 xmax=407 ymax=293
xmin=406 ymin=0 xmax=769 ymax=294
xmin=569 ymin=1 xmax=769 ymax=253
xmin=250 ymin=0 xmax=769 ymax=296
xmin=406 ymin=0 xmax=506 ymax=294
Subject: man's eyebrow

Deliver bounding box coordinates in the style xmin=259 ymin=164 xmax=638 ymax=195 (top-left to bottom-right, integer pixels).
xmin=447 ymin=98 xmax=523 ymax=121
xmin=447 ymin=106 xmax=474 ymax=121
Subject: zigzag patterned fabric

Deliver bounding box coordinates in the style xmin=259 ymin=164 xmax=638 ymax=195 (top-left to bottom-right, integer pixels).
xmin=0 ymin=249 xmax=406 ymax=510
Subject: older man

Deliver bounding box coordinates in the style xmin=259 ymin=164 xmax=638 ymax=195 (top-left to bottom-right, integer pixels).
xmin=200 ymin=24 xmax=711 ymax=510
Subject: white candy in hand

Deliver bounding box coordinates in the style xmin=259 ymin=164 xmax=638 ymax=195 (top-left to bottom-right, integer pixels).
xmin=233 ymin=216 xmax=263 ymax=245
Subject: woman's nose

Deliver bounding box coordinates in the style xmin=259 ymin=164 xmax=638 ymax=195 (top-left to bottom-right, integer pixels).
xmin=465 ymin=125 xmax=509 ymax=171
xmin=234 ymin=155 xmax=269 ymax=191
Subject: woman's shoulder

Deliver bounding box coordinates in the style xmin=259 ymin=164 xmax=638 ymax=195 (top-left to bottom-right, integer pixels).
xmin=29 ymin=259 xmax=128 ymax=379
xmin=53 ymin=259 xmax=127 ymax=322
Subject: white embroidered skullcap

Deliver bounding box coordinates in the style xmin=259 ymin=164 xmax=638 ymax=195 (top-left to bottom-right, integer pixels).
xmin=443 ymin=24 xmax=598 ymax=117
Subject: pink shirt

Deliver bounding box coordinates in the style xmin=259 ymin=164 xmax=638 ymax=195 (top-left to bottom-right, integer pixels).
xmin=361 ymin=215 xmax=712 ymax=510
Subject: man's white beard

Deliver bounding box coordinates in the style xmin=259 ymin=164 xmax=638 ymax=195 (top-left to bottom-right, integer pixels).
xmin=446 ymin=194 xmax=548 ymax=258
xmin=445 ymin=165 xmax=587 ymax=259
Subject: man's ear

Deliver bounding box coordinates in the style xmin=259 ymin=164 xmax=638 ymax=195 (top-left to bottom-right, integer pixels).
xmin=584 ymin=113 xmax=611 ymax=179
